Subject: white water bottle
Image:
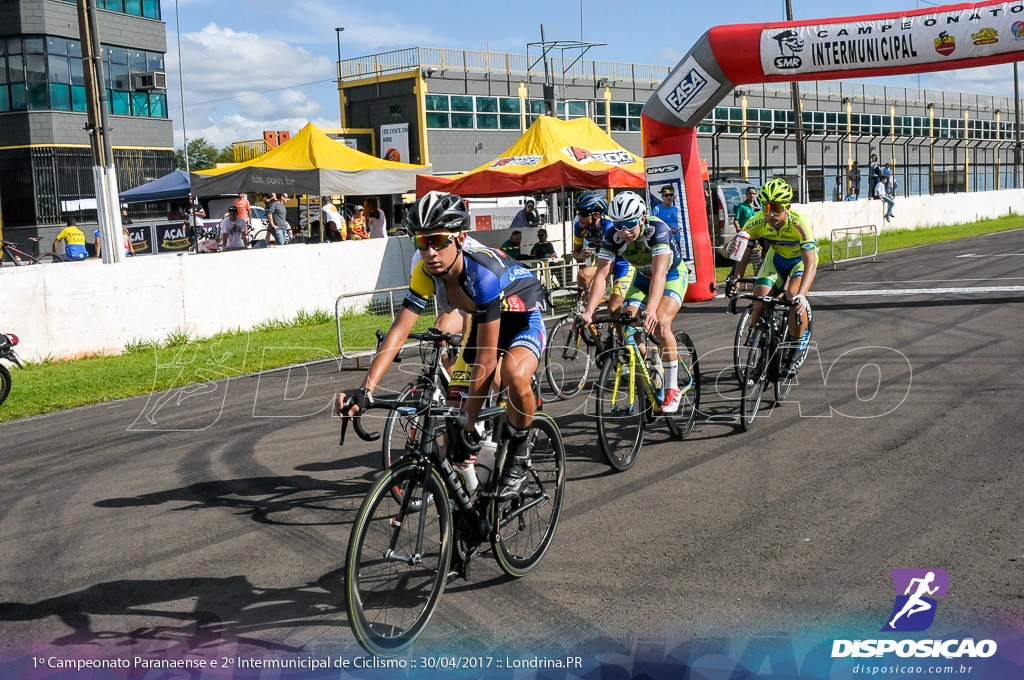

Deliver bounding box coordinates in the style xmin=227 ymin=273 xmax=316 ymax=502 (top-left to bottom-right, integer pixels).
xmin=476 ymin=437 xmax=498 ymax=487
xmin=728 ymin=230 xmax=750 ymax=261
xmin=458 ymin=463 xmax=479 ymax=495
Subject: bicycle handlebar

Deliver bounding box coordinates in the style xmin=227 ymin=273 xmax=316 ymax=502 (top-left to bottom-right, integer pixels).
xmin=338 ymin=394 xmax=478 ymax=451
xmin=590 ymin=310 xmax=646 ymax=327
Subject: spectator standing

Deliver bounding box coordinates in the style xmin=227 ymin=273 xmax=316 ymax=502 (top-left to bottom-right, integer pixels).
xmin=847 ymin=161 xmax=862 ymax=197
xmin=365 ymin=197 xmax=388 ymax=238
xmin=529 ymin=228 xmax=558 ymax=259
xmin=96 ymin=226 xmax=135 ymax=257
xmin=267 ymin=193 xmax=288 ymax=245
xmin=121 ymin=208 xmax=132 ymax=225
xmin=320 ymin=196 xmax=345 ymax=241
xmin=53 ymin=219 xmax=88 ymax=261
xmin=868 ymin=153 xmax=881 ymax=199
xmin=349 ymin=205 xmax=369 ymax=240
xmin=876 ymin=175 xmax=895 ymax=221
xmin=233 ymin=193 xmax=252 ymax=224
xmin=167 ymin=204 xmax=185 ymax=221
xmin=500 ymin=230 xmax=523 ymax=259
xmin=220 ymin=206 xmax=249 ymax=250
xmin=734 ymin=186 xmax=759 ymax=232
xmin=882 ymin=163 xmax=894 ymax=193
xmin=509 ymin=199 xmax=539 ymax=229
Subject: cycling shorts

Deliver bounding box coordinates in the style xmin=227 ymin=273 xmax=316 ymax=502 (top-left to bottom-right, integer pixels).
xmin=448 ymin=310 xmax=545 ymax=398
xmin=611 ymin=259 xmax=635 ymax=299
xmin=756 ymin=249 xmax=806 ymax=290
xmin=624 ymin=262 xmax=688 ymax=309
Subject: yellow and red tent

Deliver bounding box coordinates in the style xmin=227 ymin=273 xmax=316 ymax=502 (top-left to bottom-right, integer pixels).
xmin=416 ymin=116 xmax=645 ymax=197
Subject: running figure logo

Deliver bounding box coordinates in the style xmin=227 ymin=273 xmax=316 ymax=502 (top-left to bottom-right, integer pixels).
xmin=882 ymin=568 xmax=949 ymax=632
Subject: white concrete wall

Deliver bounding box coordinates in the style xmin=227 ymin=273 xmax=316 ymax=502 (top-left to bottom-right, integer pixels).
xmin=5 ymin=189 xmax=1023 ymax=362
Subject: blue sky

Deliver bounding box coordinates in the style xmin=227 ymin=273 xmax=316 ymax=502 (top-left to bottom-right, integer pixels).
xmin=162 ymin=0 xmax=1021 ymax=148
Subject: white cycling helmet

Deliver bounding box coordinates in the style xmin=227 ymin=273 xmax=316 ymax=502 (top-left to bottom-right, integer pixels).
xmin=607 ymin=191 xmax=647 ymax=223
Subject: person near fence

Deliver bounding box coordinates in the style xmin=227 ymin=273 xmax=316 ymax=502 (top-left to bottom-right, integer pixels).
xmin=267 ymin=193 xmax=288 ymax=245
xmin=509 ymin=199 xmax=539 ymax=229
xmin=53 ymin=219 xmax=88 ymax=261
xmin=734 ymin=186 xmax=759 ymax=231
xmin=868 ymin=154 xmax=881 ymax=199
xmin=844 ymin=185 xmax=859 ymax=201
xmin=348 ymin=206 xmax=370 ymax=240
xmin=233 ymin=193 xmax=252 ymax=225
xmin=337 ymin=191 xmax=548 ymax=500
xmin=220 ymin=206 xmax=249 ymax=250
xmin=320 ymin=196 xmax=345 ymax=241
xmin=876 ymin=175 xmax=895 ymax=221
xmin=94 ymin=226 xmax=135 ymax=258
xmin=529 ymin=229 xmax=558 ymax=259
xmin=365 ymin=197 xmax=388 ymax=238
xmin=500 ymin=230 xmax=523 ymax=259
xmin=847 ymin=161 xmax=862 ymax=198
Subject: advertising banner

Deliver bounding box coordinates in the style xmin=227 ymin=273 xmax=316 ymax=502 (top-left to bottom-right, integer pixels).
xmin=379 ymin=123 xmax=410 ymax=163
xmin=153 ymin=222 xmax=191 ymax=254
xmin=126 ymin=224 xmax=153 ymax=255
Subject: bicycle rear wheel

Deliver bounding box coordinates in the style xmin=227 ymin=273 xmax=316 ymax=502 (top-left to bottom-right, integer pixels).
xmin=345 ymin=463 xmax=451 ymax=656
xmin=666 ymin=331 xmax=701 ymax=438
xmin=543 ymin=314 xmax=594 ymax=400
xmin=739 ymin=331 xmax=768 ymax=431
xmin=732 ymin=304 xmax=754 ymax=386
xmin=490 ymin=413 xmax=565 ymax=577
xmin=35 ymin=252 xmax=64 ymax=264
xmin=774 ymin=301 xmax=813 ymax=403
xmin=0 ymin=365 xmax=11 ymax=407
xmin=596 ymin=348 xmax=645 ymax=471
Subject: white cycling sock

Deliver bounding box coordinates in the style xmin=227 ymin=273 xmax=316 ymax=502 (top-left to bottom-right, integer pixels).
xmin=665 ymin=359 xmax=679 ymax=390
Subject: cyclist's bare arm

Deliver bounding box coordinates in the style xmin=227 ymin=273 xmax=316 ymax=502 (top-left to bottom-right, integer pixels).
xmin=336 ymin=307 xmax=419 ymax=414
xmin=729 ymin=243 xmax=752 ymax=279
xmin=462 ymin=318 xmax=501 ymax=430
xmin=581 ymin=257 xmax=614 ymax=323
xmin=572 ymin=241 xmax=591 ymax=262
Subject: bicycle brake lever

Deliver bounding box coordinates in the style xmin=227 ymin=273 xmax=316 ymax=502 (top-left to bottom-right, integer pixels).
xmin=728 ymin=296 xmax=738 ymax=315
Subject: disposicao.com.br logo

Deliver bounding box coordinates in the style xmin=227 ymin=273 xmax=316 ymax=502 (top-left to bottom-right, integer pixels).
xmin=832 ymin=569 xmax=998 ymax=660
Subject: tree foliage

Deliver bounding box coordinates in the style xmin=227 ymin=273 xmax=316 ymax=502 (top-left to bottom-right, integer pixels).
xmin=173 ymin=137 xmax=236 ymax=171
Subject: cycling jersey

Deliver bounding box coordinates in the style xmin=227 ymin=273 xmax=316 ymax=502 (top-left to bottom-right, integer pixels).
xmin=402 ymin=247 xmax=546 ymax=323
xmin=572 ymin=215 xmax=612 ymax=252
xmin=741 ymin=208 xmax=816 ymax=260
xmin=55 ymin=226 xmax=88 ymax=260
xmin=597 ymin=215 xmax=682 ymax=278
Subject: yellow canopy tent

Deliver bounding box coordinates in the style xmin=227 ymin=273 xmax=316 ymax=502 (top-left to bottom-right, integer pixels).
xmin=191 ymin=122 xmax=429 ymax=197
xmin=416 ymin=116 xmax=645 ymax=197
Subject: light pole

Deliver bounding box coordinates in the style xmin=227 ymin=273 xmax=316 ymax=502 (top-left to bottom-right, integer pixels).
xmin=335 ymin=27 xmax=346 ymax=128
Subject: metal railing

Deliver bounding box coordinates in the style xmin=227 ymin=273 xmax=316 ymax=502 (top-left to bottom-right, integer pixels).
xmin=335 ymin=286 xmax=439 ymax=360
xmin=830 ymin=224 xmax=878 ymax=269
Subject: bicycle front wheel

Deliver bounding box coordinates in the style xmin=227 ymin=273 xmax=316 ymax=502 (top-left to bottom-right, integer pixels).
xmin=596 ymin=348 xmax=645 ymax=471
xmin=345 ymin=463 xmax=452 ymax=656
xmin=0 ymin=364 xmax=11 ymax=407
xmin=490 ymin=413 xmax=566 ymax=577
xmin=739 ymin=331 xmax=768 ymax=432
xmin=774 ymin=300 xmax=813 ymax=404
xmin=732 ymin=304 xmax=754 ymax=386
xmin=543 ymin=314 xmax=594 ymax=400
xmin=666 ymin=331 xmax=701 ymax=439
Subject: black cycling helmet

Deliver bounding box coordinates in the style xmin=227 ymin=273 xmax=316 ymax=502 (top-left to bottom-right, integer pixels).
xmin=404 ymin=191 xmax=470 ymax=233
xmin=575 ymin=192 xmax=608 ymax=215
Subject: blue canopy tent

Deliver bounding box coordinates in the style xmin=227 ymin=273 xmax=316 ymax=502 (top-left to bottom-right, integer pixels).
xmin=119 ymin=169 xmax=191 ymax=203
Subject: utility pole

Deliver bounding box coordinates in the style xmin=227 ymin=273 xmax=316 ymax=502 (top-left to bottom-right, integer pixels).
xmin=77 ymin=0 xmax=123 ymax=263
xmin=1015 ymin=62 xmax=1022 ymax=188
xmin=785 ymin=0 xmax=807 ymax=201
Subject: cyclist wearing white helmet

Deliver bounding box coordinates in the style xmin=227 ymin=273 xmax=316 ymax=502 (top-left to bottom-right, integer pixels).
xmin=337 ymin=191 xmax=548 ymax=499
xmin=571 ymin=192 xmax=634 ymax=317
xmin=580 ymin=191 xmax=692 ymax=414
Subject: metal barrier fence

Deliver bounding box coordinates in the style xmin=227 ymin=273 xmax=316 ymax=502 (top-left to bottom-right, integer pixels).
xmin=830 ymin=224 xmax=878 ymax=269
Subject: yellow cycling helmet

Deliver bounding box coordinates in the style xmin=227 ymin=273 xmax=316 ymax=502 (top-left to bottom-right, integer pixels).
xmin=758 ymin=178 xmax=794 ymax=206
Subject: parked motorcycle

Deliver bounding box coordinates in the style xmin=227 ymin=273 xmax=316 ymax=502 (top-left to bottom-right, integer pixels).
xmin=0 ymin=332 xmax=24 ymax=407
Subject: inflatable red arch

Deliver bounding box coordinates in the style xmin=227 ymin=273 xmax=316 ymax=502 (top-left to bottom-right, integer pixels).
xmin=643 ymin=0 xmax=1024 ymax=301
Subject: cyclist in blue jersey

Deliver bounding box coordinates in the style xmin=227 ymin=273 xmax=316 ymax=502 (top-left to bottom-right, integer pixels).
xmin=580 ymin=191 xmax=691 ymax=414
xmin=337 ymin=191 xmax=548 ymax=499
xmin=571 ymin=192 xmax=633 ymax=318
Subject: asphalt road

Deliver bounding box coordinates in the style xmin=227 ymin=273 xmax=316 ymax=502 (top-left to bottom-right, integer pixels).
xmin=1 ymin=230 xmax=1023 ymax=674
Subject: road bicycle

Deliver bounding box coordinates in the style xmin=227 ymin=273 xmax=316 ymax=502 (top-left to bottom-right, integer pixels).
xmin=0 ymin=239 xmax=64 ymax=266
xmin=594 ymin=312 xmax=701 ymax=471
xmin=0 ymin=332 xmax=24 ymax=407
xmin=340 ymin=395 xmax=566 ymax=656
xmin=543 ymin=285 xmax=618 ymax=400
xmin=727 ymin=276 xmax=758 ymax=385
xmin=727 ymin=291 xmax=814 ymax=431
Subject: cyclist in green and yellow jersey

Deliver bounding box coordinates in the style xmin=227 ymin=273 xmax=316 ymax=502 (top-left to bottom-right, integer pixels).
xmin=725 ymin=178 xmax=817 ymax=378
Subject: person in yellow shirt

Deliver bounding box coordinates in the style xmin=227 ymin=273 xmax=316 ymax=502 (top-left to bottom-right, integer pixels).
xmin=53 ymin=219 xmax=89 ymax=260
xmin=348 ymin=205 xmax=369 ymax=240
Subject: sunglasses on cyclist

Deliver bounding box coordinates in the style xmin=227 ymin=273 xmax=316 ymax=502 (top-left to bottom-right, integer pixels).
xmin=762 ymin=201 xmax=789 ymax=215
xmin=412 ymin=233 xmax=457 ymax=251
xmin=614 ymin=218 xmax=642 ymax=231
xmin=577 ymin=209 xmax=601 ymax=218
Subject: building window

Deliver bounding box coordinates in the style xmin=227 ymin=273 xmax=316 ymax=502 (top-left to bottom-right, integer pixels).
xmin=451 ymin=112 xmax=473 ymax=129
xmin=426 ymin=112 xmax=449 ymax=128
xmin=62 ymin=0 xmax=161 ymax=20
xmin=425 ymin=94 xmax=448 ymax=111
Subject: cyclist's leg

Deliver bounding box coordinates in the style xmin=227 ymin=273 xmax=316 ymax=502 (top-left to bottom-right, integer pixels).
xmin=496 ymin=311 xmax=544 ymax=498
xmin=654 ymin=268 xmax=686 ymax=384
xmin=750 ymin=250 xmax=783 ymax=330
xmin=606 ymin=259 xmax=634 ymax=317
xmin=576 ymin=264 xmax=596 ymax=289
